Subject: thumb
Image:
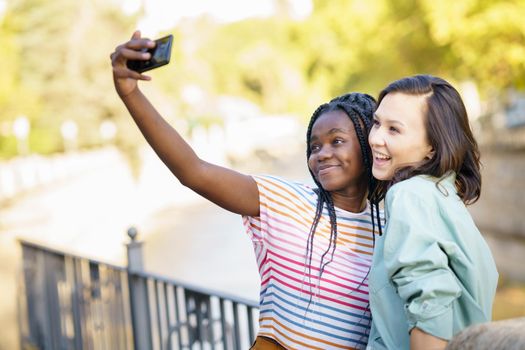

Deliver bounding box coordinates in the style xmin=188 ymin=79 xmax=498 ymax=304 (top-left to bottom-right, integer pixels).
xmin=131 ymin=30 xmax=141 ymax=40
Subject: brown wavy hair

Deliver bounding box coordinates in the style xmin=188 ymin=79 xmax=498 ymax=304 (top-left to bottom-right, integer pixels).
xmin=372 ymin=75 xmax=481 ymax=205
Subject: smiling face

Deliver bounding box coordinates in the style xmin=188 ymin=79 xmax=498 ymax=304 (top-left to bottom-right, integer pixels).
xmin=308 ymin=109 xmax=366 ymax=194
xmin=369 ymin=92 xmax=434 ymax=181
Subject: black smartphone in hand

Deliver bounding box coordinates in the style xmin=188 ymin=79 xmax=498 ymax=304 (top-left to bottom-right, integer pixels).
xmin=127 ymin=34 xmax=173 ymax=73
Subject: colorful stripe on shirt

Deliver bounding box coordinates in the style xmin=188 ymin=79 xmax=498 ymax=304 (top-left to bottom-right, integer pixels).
xmin=243 ymin=175 xmax=381 ymax=349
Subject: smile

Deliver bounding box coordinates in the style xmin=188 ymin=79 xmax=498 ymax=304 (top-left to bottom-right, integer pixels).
xmin=318 ymin=164 xmax=339 ymax=175
xmin=373 ymin=151 xmax=391 ymax=161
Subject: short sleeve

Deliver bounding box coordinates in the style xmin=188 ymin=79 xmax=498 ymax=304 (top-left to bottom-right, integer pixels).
xmin=242 ymin=175 xmax=315 ymax=245
xmin=242 ymin=175 xmax=270 ymax=243
xmin=383 ymin=184 xmax=462 ymax=340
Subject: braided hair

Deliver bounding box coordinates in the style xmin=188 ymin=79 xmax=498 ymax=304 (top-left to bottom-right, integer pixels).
xmin=305 ymin=92 xmax=381 ymax=289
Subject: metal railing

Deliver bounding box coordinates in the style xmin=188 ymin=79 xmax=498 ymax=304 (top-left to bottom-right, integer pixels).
xmin=18 ymin=229 xmax=259 ymax=350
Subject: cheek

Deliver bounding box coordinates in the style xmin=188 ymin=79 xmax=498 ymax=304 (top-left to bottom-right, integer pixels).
xmin=368 ymin=128 xmax=377 ymax=145
xmin=307 ymin=156 xmax=315 ymax=171
xmin=353 ymin=154 xmax=365 ymax=170
xmin=352 ymin=144 xmax=364 ymax=164
xmin=395 ymin=139 xmax=427 ymax=163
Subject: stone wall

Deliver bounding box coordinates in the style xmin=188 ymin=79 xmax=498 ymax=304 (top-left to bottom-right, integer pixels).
xmin=469 ymin=148 xmax=525 ymax=282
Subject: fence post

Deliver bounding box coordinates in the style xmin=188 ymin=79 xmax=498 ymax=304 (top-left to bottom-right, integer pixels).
xmin=126 ymin=227 xmax=152 ymax=350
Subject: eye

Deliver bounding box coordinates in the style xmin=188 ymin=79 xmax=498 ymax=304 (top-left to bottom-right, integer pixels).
xmin=310 ymin=143 xmax=320 ymax=152
xmin=333 ymin=138 xmax=344 ymax=145
xmin=372 ymin=119 xmax=380 ymax=127
xmin=389 ymin=126 xmax=399 ymax=133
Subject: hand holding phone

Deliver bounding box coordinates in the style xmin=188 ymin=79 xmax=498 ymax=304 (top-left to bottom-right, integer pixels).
xmin=127 ymin=34 xmax=173 ymax=73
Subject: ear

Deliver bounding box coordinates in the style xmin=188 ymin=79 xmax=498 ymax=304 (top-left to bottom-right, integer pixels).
xmin=425 ymin=148 xmax=435 ymax=160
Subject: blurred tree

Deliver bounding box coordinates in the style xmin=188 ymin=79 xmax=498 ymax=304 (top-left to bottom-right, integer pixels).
xmin=2 ymin=0 xmax=524 ymax=158
xmin=421 ymin=0 xmax=525 ymax=92
xmin=149 ymin=16 xmax=312 ymax=122
xmin=292 ymin=0 xmax=453 ymax=97
xmin=301 ymin=0 xmax=525 ymax=97
xmin=0 ymin=8 xmax=40 ymax=157
xmin=3 ymin=0 xmax=137 ymax=157
xmin=206 ymin=18 xmax=307 ymax=113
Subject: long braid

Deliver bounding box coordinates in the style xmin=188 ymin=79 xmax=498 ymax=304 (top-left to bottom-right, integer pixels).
xmin=327 ymin=94 xmax=381 ymax=343
xmin=304 ymin=187 xmax=324 ymax=287
xmin=340 ymin=104 xmax=383 ymax=238
xmin=331 ymin=97 xmax=381 ymax=296
xmin=304 ymin=103 xmax=331 ymax=311
xmin=336 ymin=94 xmax=384 ymax=237
xmin=318 ymin=190 xmax=337 ymax=275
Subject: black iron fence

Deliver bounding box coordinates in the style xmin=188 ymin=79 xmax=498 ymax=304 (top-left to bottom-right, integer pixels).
xmin=18 ymin=231 xmax=259 ymax=350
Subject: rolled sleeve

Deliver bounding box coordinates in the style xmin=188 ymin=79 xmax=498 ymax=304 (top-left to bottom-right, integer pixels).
xmin=383 ymin=186 xmax=462 ymax=340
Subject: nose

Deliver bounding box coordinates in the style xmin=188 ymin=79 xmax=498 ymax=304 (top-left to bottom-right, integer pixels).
xmin=368 ymin=127 xmax=384 ymax=148
xmin=317 ymin=144 xmax=332 ymax=160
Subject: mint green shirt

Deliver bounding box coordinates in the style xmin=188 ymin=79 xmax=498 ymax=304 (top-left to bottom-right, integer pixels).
xmin=367 ymin=174 xmax=498 ymax=350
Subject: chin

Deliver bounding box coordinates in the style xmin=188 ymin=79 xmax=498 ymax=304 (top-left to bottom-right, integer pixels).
xmin=318 ymin=183 xmax=334 ymax=191
xmin=372 ymin=169 xmax=391 ymax=181
xmin=318 ymin=181 xmax=339 ymax=192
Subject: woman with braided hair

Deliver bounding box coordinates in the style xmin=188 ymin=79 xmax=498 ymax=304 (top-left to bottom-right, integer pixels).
xmin=111 ymin=31 xmax=381 ymax=349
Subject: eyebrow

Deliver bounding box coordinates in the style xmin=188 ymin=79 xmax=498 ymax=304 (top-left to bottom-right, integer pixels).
xmin=310 ymin=127 xmax=350 ymax=141
xmin=328 ymin=127 xmax=349 ymax=134
xmin=373 ymin=113 xmax=405 ymax=127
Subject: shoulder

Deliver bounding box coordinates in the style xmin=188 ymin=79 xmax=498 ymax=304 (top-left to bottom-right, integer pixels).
xmin=253 ymin=174 xmax=312 ymax=192
xmin=385 ymin=174 xmax=459 ymax=217
xmin=253 ymin=175 xmax=316 ymax=203
xmin=385 ymin=175 xmax=448 ymax=216
xmin=389 ymin=173 xmax=457 ymax=199
xmin=386 ymin=175 xmax=435 ymax=203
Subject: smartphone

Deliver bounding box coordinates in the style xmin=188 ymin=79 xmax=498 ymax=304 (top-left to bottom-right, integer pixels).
xmin=127 ymin=34 xmax=173 ymax=73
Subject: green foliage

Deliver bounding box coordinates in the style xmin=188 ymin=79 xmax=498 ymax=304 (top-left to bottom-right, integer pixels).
xmin=421 ymin=0 xmax=525 ymax=91
xmin=2 ymin=0 xmax=523 ymax=158
xmin=0 ymin=20 xmax=17 ymax=110
xmin=207 ymin=18 xmax=308 ymax=113
xmin=1 ymin=0 xmax=137 ymax=158
xmin=28 ymin=127 xmax=63 ymax=155
xmin=0 ymin=136 xmax=17 ymax=159
xmin=163 ymin=0 xmax=525 ymax=122
xmin=302 ymin=0 xmax=525 ymax=97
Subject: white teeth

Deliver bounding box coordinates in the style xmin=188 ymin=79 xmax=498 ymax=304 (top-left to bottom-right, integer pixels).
xmin=373 ymin=151 xmax=390 ymax=160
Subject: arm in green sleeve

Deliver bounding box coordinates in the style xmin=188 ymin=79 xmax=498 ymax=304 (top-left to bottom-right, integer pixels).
xmin=383 ymin=187 xmax=461 ymax=340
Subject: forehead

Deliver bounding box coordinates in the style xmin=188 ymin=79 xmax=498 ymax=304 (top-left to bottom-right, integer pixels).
xmin=375 ymin=92 xmax=428 ymax=125
xmin=311 ymin=109 xmax=356 ymax=135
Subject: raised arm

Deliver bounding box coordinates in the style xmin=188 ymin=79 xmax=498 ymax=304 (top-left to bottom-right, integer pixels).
xmin=110 ymin=31 xmax=259 ymax=216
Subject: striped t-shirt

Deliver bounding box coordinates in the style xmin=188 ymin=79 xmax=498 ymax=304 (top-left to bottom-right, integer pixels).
xmin=243 ymin=175 xmax=377 ymax=349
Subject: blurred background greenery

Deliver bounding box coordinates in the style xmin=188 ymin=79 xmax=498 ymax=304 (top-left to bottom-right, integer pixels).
xmin=1 ymin=0 xmax=524 ymax=347
xmin=1 ymin=0 xmax=524 ymax=160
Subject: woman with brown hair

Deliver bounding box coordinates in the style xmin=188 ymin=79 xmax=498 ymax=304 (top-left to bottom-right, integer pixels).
xmin=367 ymin=75 xmax=498 ymax=350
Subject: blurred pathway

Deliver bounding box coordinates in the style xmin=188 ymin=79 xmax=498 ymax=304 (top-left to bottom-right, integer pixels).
xmin=0 ymin=148 xmax=141 ymax=349
xmin=0 ymin=144 xmax=309 ymax=349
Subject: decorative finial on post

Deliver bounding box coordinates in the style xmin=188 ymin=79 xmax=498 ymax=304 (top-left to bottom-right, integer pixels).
xmin=126 ymin=226 xmax=143 ymax=273
xmin=127 ymin=226 xmax=138 ymax=241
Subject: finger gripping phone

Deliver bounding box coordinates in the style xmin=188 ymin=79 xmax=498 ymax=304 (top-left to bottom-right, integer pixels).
xmin=127 ymin=34 xmax=173 ymax=73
